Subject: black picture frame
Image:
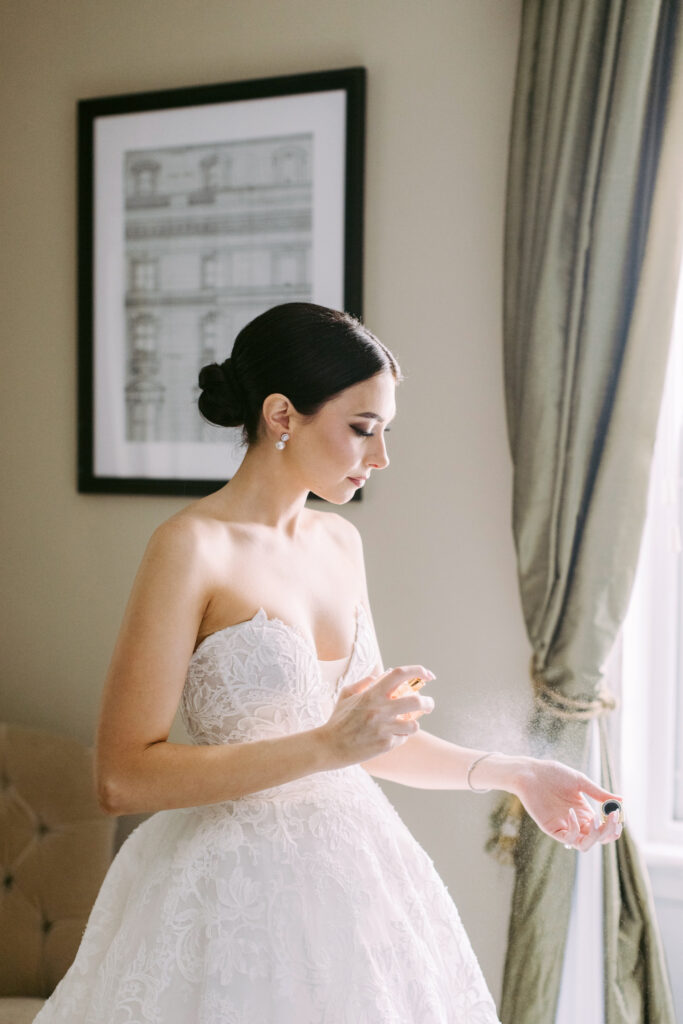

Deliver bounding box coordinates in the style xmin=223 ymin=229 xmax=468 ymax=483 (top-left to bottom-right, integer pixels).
xmin=77 ymin=67 xmax=366 ymax=498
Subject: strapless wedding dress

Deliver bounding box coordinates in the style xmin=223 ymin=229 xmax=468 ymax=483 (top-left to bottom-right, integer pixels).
xmin=33 ymin=603 xmax=500 ymax=1023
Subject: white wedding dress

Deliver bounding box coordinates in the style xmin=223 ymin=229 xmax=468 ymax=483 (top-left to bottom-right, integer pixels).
xmin=34 ymin=603 xmax=500 ymax=1023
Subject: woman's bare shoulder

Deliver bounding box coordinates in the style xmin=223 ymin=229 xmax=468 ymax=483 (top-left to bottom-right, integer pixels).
xmin=149 ymin=502 xmax=236 ymax=558
xmin=309 ymin=510 xmax=363 ymax=566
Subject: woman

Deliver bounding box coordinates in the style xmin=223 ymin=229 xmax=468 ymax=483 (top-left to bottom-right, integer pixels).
xmin=35 ymin=303 xmax=622 ymax=1023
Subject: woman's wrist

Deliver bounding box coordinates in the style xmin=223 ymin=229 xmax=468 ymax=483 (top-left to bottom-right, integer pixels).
xmin=467 ymin=752 xmax=533 ymax=795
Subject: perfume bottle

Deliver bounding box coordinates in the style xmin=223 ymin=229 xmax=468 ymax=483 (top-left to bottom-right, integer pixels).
xmin=391 ymin=677 xmax=427 ymax=721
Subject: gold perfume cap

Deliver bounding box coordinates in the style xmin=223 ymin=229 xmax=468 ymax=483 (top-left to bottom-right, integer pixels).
xmin=406 ymin=677 xmax=425 ymax=691
xmin=600 ymin=799 xmax=624 ymax=825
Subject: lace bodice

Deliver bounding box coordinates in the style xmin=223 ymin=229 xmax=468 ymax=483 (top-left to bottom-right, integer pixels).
xmin=35 ymin=601 xmax=501 ymax=1023
xmin=179 ymin=602 xmax=380 ymax=748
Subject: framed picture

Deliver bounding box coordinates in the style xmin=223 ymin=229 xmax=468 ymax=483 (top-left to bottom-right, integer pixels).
xmin=77 ymin=67 xmax=366 ymax=497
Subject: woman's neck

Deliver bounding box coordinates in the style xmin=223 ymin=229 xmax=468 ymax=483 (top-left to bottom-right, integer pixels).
xmin=209 ymin=443 xmax=312 ymax=539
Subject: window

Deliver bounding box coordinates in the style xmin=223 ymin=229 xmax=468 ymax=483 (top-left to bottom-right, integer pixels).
xmin=200 ymin=154 xmax=219 ymax=191
xmin=272 ymin=247 xmax=305 ymax=288
xmin=201 ymin=253 xmax=219 ymax=289
xmin=272 ymin=145 xmax=308 ymax=185
xmin=130 ymin=257 xmax=158 ymax=292
xmin=199 ymin=312 xmax=220 ymax=365
xmin=619 ymin=259 xmax=683 ymax=857
xmin=129 ymin=159 xmax=160 ymax=197
xmin=130 ymin=314 xmax=158 ymax=354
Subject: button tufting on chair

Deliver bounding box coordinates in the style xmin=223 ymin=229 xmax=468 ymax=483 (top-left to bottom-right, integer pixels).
xmin=0 ymin=721 xmax=116 ymax=1017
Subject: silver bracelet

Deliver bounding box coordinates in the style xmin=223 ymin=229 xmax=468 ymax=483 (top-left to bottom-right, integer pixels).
xmin=466 ymin=751 xmax=499 ymax=793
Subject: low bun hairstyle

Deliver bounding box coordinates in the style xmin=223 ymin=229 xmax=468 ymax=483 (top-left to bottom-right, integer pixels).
xmin=198 ymin=302 xmax=403 ymax=447
xmin=197 ymin=358 xmax=247 ymax=428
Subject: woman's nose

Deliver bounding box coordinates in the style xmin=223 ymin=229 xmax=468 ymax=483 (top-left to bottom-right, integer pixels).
xmin=368 ymin=436 xmax=390 ymax=470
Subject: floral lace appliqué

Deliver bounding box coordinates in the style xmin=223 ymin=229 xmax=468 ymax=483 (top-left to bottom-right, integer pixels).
xmin=33 ymin=605 xmax=500 ymax=1023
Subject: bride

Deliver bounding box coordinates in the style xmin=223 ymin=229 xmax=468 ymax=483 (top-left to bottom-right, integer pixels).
xmin=35 ymin=302 xmax=622 ymax=1023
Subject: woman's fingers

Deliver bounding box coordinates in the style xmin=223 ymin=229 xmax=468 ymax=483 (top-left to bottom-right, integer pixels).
xmin=392 ymin=718 xmax=421 ymax=736
xmin=567 ymin=810 xmax=623 ymax=851
xmin=558 ymin=806 xmax=581 ymax=846
xmin=587 ymin=810 xmax=622 ymax=845
xmin=573 ymin=801 xmax=595 ymax=828
xmin=377 ymin=667 xmax=436 ymax=697
xmin=575 ymin=831 xmax=599 ymax=852
xmin=340 ymin=674 xmax=377 ymax=697
xmin=578 ymin=774 xmax=622 ymax=805
xmin=600 ymin=810 xmax=623 ymax=843
xmin=574 ymin=815 xmax=602 ymax=851
xmin=389 ymin=694 xmax=435 ymax=717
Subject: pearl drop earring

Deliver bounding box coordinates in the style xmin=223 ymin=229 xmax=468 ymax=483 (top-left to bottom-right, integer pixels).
xmin=275 ymin=432 xmax=290 ymax=450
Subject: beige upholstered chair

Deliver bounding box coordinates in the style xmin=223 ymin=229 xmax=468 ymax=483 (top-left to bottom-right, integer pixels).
xmin=0 ymin=722 xmax=116 ymax=1023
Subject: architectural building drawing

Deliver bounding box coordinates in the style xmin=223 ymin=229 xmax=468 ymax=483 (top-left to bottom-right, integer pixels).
xmin=123 ymin=134 xmax=313 ymax=443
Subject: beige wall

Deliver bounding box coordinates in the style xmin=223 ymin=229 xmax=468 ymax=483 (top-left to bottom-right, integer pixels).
xmin=1 ymin=0 xmax=527 ymax=1005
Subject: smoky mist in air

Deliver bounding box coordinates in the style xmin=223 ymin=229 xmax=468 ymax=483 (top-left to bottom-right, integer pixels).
xmin=431 ymin=681 xmax=534 ymax=758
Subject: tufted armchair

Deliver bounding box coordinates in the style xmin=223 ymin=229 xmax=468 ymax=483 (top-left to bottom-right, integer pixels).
xmin=0 ymin=722 xmax=116 ymax=1023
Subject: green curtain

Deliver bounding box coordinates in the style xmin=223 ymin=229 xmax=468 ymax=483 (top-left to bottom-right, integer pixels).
xmin=496 ymin=2 xmax=682 ymax=1022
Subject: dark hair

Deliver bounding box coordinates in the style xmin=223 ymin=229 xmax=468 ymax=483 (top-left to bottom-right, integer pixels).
xmin=198 ymin=302 xmax=403 ymax=447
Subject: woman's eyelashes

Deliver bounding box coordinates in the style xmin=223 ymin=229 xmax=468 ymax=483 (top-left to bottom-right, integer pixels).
xmin=351 ymin=426 xmax=391 ymax=438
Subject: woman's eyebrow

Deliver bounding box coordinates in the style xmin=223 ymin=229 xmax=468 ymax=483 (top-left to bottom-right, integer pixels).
xmin=356 ymin=409 xmax=397 ymax=421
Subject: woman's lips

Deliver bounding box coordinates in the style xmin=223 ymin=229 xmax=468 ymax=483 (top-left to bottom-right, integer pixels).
xmin=348 ymin=477 xmax=366 ymax=487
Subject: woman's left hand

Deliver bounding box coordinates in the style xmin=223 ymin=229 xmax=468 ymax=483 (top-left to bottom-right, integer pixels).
xmin=514 ymin=758 xmax=623 ymax=851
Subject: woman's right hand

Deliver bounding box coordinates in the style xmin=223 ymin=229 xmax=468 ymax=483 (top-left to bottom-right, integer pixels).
xmin=319 ymin=666 xmax=436 ymax=769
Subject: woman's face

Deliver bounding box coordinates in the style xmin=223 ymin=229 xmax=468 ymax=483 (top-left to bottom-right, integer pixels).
xmin=293 ymin=370 xmax=396 ymax=504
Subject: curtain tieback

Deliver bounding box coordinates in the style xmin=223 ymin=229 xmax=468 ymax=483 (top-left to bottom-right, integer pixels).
xmin=530 ymin=658 xmax=618 ymax=720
